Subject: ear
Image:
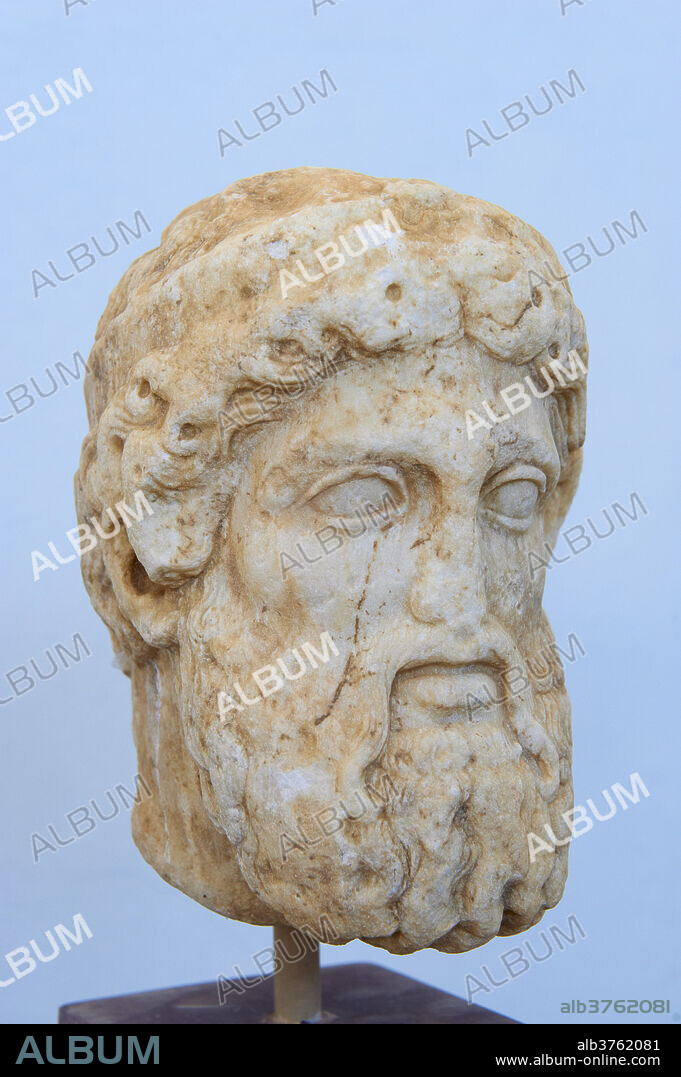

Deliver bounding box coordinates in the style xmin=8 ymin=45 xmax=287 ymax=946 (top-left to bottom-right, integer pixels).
xmin=74 ymin=462 xmax=179 ymax=653
xmin=109 ymin=484 xmax=224 ymax=648
xmin=120 ymin=484 xmax=220 ymax=585
xmin=75 ymin=362 xmax=228 ymax=651
xmin=78 ymin=517 xmax=181 ymax=653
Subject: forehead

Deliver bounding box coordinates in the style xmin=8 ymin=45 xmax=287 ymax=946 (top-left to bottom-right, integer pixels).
xmin=254 ymin=344 xmax=560 ymax=486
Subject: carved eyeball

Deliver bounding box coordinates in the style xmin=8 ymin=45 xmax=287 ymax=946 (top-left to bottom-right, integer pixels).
xmin=125 ymin=377 xmax=165 ymax=423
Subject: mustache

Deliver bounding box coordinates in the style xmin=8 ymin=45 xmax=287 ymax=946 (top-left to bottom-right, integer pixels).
xmin=376 ymin=623 xmax=560 ymax=800
xmin=374 ymin=620 xmax=522 ymax=691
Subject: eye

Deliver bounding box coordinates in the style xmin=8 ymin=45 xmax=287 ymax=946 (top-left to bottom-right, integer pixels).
xmin=482 ymin=466 xmax=546 ymax=532
xmin=487 ymin=479 xmax=538 ymax=517
xmin=303 ymin=468 xmax=407 ymax=526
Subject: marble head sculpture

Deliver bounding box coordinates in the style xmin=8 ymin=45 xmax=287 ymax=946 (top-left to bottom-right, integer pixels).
xmin=75 ymin=167 xmax=587 ymax=955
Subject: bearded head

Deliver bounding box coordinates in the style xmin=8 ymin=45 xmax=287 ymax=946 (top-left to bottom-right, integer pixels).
xmin=75 ymin=167 xmax=587 ymax=955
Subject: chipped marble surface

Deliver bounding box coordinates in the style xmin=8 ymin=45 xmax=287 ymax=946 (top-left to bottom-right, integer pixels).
xmin=75 ymin=168 xmax=588 ymax=953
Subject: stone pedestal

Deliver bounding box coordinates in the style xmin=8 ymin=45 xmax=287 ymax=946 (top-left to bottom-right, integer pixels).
xmin=58 ymin=963 xmax=518 ymax=1025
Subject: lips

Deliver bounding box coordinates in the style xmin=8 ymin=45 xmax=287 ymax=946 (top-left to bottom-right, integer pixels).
xmin=390 ymin=661 xmax=503 ymax=726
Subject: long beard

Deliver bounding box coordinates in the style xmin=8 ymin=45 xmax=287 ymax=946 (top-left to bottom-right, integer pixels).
xmin=178 ymin=584 xmax=572 ymax=954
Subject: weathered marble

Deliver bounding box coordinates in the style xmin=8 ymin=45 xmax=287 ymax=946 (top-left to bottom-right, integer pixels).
xmin=75 ymin=167 xmax=588 ymax=954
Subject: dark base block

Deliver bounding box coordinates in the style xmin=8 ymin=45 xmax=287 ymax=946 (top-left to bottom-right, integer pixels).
xmin=59 ymin=962 xmax=517 ymax=1025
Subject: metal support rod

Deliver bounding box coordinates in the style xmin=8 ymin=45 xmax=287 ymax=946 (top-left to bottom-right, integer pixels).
xmin=272 ymin=925 xmax=322 ymax=1023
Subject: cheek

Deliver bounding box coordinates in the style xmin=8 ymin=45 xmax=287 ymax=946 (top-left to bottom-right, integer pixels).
xmin=238 ymin=501 xmax=408 ymax=634
xmin=480 ymin=525 xmax=546 ymax=626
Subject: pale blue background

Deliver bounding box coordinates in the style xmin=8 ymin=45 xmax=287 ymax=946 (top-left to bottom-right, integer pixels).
xmin=1 ymin=0 xmax=678 ymax=1025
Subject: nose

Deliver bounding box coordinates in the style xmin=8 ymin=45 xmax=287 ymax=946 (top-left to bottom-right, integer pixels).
xmin=408 ymin=520 xmax=486 ymax=629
